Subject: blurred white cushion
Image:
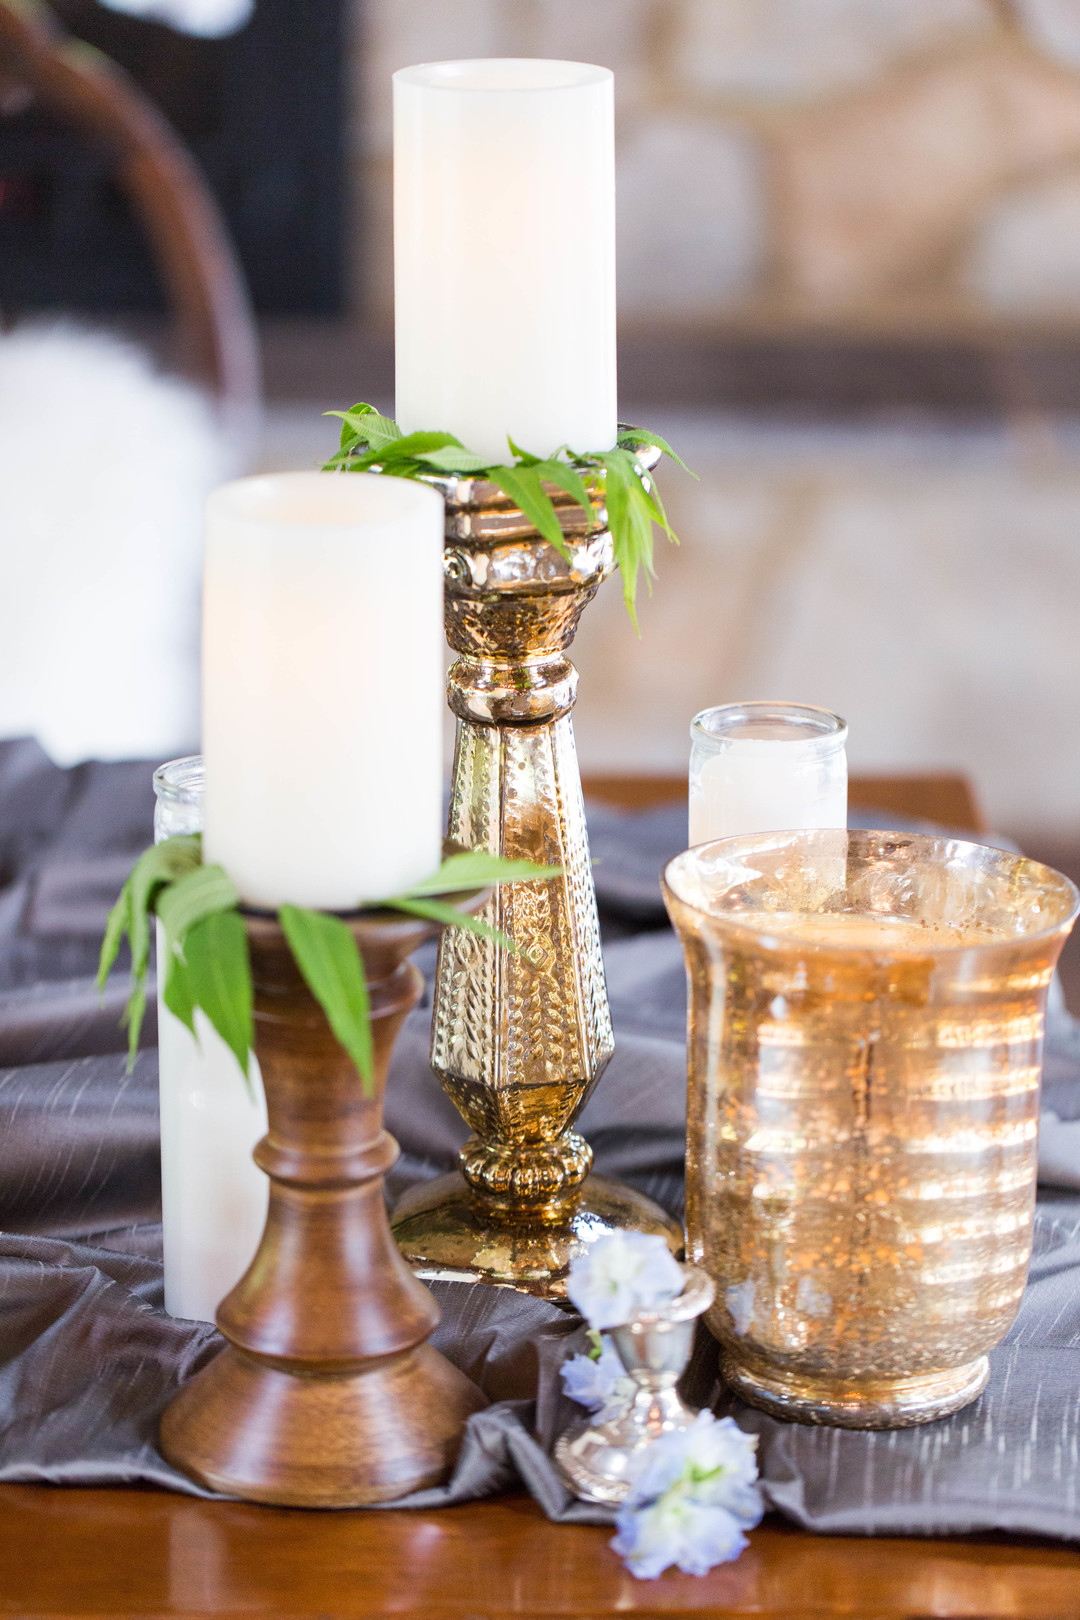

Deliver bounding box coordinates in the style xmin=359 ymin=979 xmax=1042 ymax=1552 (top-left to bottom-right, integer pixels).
xmin=95 ymin=0 xmax=253 ymax=39
xmin=0 ymin=324 xmax=229 ymax=764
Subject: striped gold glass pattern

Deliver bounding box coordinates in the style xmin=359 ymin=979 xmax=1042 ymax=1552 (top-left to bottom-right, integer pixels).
xmin=663 ymin=830 xmax=1079 ymax=1429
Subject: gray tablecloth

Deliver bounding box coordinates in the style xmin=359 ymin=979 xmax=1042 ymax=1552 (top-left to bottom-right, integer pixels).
xmin=1 ymin=740 xmax=1080 ymax=1538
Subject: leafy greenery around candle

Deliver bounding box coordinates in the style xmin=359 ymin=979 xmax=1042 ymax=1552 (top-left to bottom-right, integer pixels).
xmin=98 ymin=840 xmax=558 ymax=1097
xmin=322 ymin=405 xmax=692 ymax=628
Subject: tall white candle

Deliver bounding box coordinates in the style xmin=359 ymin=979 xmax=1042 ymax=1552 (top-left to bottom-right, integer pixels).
xmin=394 ymin=59 xmax=617 ymax=463
xmin=202 ymin=472 xmax=445 ymax=909
xmin=689 ymin=702 xmax=848 ymax=846
xmin=154 ymin=757 xmax=267 ymax=1325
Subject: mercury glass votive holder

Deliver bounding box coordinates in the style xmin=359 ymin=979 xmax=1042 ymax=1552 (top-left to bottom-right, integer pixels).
xmin=663 ymin=830 xmax=1079 ymax=1429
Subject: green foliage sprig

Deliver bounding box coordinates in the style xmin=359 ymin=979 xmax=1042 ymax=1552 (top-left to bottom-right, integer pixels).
xmin=322 ymin=405 xmax=692 ymax=629
xmin=98 ymin=840 xmax=558 ymax=1097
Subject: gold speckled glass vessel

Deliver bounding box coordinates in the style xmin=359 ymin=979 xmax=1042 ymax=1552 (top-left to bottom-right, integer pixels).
xmin=663 ymin=829 xmax=1079 ymax=1429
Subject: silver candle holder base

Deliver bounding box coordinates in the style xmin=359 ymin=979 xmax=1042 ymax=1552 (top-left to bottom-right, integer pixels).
xmin=555 ymin=1265 xmax=715 ymax=1506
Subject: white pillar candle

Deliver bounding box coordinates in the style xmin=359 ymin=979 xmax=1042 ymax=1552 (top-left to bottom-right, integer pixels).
xmin=394 ymin=59 xmax=617 ymax=463
xmin=689 ymin=702 xmax=848 ymax=846
xmin=154 ymin=757 xmax=267 ymax=1325
xmin=202 ymin=471 xmax=445 ymax=909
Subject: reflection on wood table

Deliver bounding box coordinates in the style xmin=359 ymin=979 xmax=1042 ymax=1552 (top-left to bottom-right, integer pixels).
xmin=1 ymin=1485 xmax=1079 ymax=1619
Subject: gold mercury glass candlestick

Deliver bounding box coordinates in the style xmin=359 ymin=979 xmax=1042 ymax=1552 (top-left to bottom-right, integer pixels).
xmin=391 ymin=449 xmax=682 ymax=1295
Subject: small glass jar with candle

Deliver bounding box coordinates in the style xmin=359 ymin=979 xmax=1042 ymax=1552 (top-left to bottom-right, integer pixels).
xmin=154 ymin=756 xmax=268 ymax=1324
xmin=689 ymin=701 xmax=848 ymax=847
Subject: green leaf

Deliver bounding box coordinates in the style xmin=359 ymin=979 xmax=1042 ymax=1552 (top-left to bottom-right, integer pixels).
xmin=156 ymin=863 xmax=239 ymax=952
xmin=383 ymin=895 xmax=516 ymax=954
xmin=127 ymin=835 xmax=203 ymax=980
xmin=162 ymin=948 xmax=197 ymax=1037
xmin=320 ymin=401 xmax=688 ymax=629
xmin=615 ymin=425 xmax=696 ymax=476
xmin=97 ymin=882 xmax=131 ymax=993
xmin=402 ymin=851 xmax=561 ymax=896
xmin=381 ymin=430 xmax=462 ymax=460
xmin=596 ymin=452 xmax=638 ymax=630
xmin=594 ymin=449 xmax=681 ymax=632
xmin=506 ymin=437 xmax=542 ymax=467
xmin=486 ymin=465 xmax=570 ymax=558
xmin=183 ymin=910 xmax=254 ymax=1089
xmin=324 ymin=404 xmax=402 ymax=454
xmin=100 ymin=834 xmax=203 ymax=1051
xmin=122 ymin=982 xmax=147 ymax=1072
xmin=417 ymin=445 xmax=492 ymax=473
xmin=331 ymin=401 xmax=376 ymax=423
xmin=638 ymin=470 xmax=677 ymax=545
xmin=532 ymin=459 xmax=594 ymax=524
xmin=278 ymin=905 xmax=373 ymax=1091
xmin=362 ymin=417 xmax=407 ymax=451
xmin=156 ymin=863 xmax=242 ymax=1050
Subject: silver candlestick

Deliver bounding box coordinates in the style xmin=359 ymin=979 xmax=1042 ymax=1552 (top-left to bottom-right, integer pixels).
xmin=555 ymin=1264 xmax=715 ymax=1505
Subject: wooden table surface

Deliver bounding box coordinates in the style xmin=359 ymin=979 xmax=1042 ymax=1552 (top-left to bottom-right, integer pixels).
xmin=3 ymin=1485 xmax=1079 ymax=1619
xmin=6 ymin=774 xmax=1077 ymax=1620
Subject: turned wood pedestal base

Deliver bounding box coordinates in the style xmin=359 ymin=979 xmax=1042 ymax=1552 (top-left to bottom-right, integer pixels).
xmin=160 ymin=909 xmax=485 ymax=1509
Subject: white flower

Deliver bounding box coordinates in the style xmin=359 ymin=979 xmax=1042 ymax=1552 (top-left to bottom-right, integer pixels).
xmin=611 ymin=1412 xmax=763 ymax=1580
xmin=559 ymin=1337 xmax=630 ymax=1413
xmin=612 ymin=1495 xmax=750 ymax=1580
xmin=627 ymin=1411 xmax=762 ymax=1521
xmin=565 ymin=1231 xmax=684 ymax=1330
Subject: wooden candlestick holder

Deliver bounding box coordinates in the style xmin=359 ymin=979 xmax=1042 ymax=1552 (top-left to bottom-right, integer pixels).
xmin=160 ymin=906 xmax=486 ymax=1508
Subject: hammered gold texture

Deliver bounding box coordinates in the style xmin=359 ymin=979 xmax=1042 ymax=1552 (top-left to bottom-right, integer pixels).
xmin=664 ymin=829 xmax=1079 ymax=1428
xmin=422 ymin=470 xmax=626 ymax=1242
xmin=445 ymin=591 xmax=596 ymax=661
xmin=431 ymin=715 xmax=614 ymax=1162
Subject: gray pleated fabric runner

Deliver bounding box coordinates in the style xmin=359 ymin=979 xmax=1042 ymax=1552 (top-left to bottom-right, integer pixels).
xmin=1 ymin=740 xmax=1079 ymax=1538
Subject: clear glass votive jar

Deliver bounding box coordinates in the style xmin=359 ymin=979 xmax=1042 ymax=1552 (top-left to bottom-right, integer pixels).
xmin=153 ymin=754 xmax=204 ymax=842
xmin=154 ymin=757 xmax=268 ymax=1324
xmin=689 ymin=701 xmax=847 ymax=847
xmin=662 ymin=829 xmax=1079 ymax=1429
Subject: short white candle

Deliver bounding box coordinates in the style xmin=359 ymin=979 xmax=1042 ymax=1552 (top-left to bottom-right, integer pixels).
xmin=689 ymin=702 xmax=848 ymax=846
xmin=202 ymin=472 xmax=445 ymax=909
xmin=159 ymin=958 xmax=269 ymax=1323
xmin=154 ymin=757 xmax=267 ymax=1325
xmin=394 ymin=59 xmax=617 ymax=463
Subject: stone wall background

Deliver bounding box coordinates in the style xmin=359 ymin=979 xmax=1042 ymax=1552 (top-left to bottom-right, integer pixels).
xmin=337 ymin=1 xmax=1080 ymax=840
xmin=355 ymin=0 xmax=1080 ymax=334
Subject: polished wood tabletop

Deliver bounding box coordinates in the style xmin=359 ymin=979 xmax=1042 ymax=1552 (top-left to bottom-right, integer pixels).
xmin=5 ymin=774 xmax=1076 ymax=1620
xmin=2 ymin=1484 xmax=1079 ymax=1619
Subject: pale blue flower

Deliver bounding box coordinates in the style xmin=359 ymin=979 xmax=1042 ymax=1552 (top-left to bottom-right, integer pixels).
xmin=565 ymin=1231 xmax=684 ymax=1330
xmin=612 ymin=1495 xmax=750 ymax=1580
xmin=559 ymin=1337 xmax=628 ymax=1413
xmin=611 ymin=1412 xmax=763 ymax=1580
xmin=627 ymin=1411 xmax=763 ymax=1523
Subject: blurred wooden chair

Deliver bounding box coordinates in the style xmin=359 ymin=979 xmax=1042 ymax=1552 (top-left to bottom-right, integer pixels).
xmin=0 ymin=0 xmax=260 ymax=441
